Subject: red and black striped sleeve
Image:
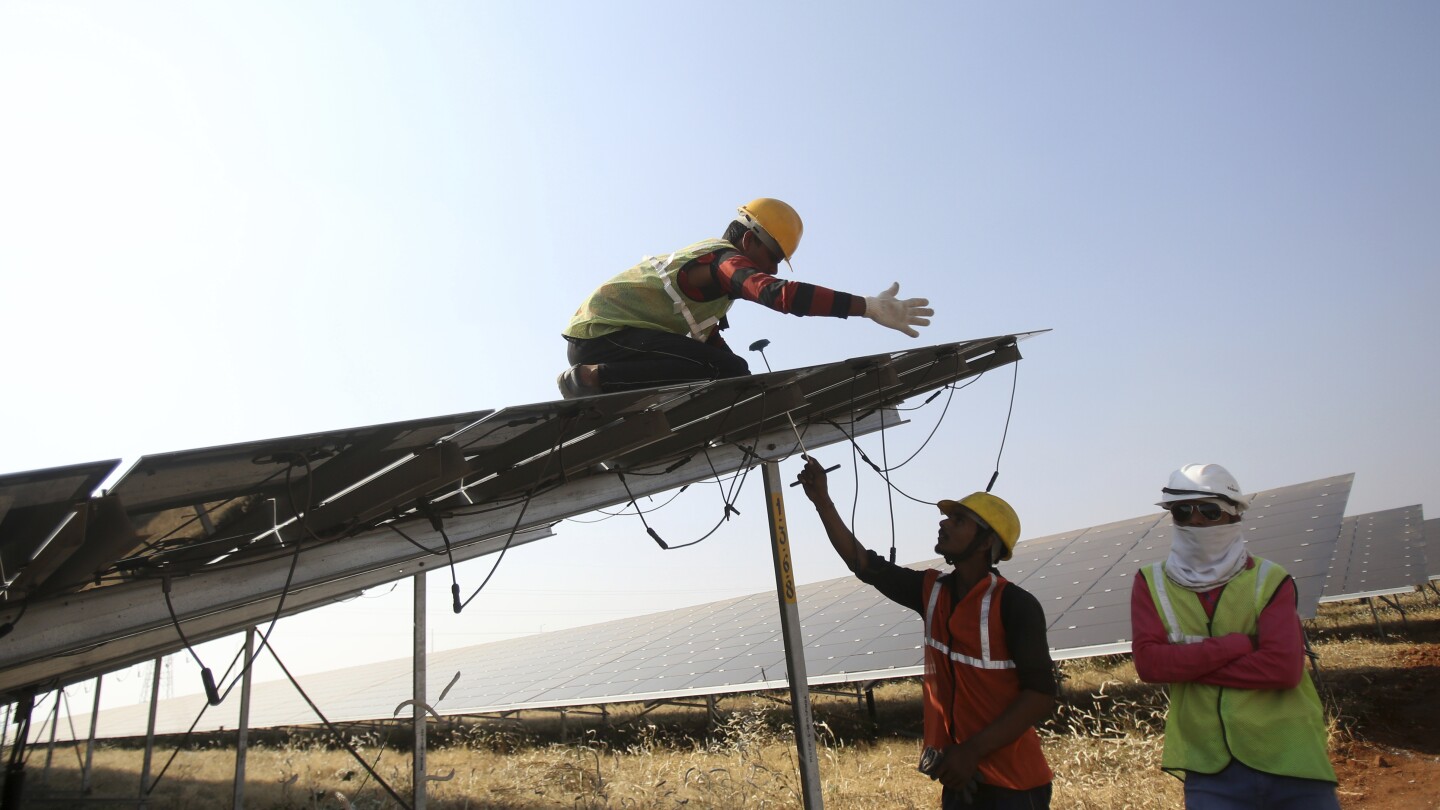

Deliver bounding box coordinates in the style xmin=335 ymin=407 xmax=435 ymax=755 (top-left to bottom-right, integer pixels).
xmin=706 ymin=251 xmax=855 ymax=318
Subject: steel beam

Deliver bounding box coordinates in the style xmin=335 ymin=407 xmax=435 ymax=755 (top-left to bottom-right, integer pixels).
xmin=761 ymin=462 xmax=823 ymax=809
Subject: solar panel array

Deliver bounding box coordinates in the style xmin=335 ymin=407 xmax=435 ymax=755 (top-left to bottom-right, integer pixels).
xmin=1319 ymin=505 xmax=1429 ymax=601
xmin=1426 ymin=518 xmax=1439 ymax=582
xmin=0 ymin=334 xmax=1036 ymax=699
xmin=62 ymin=473 xmax=1356 ymax=740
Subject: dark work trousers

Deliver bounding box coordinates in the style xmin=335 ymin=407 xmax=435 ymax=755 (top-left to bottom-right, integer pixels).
xmin=942 ymin=781 xmax=1051 ymax=810
xmin=565 ymin=328 xmax=750 ymax=392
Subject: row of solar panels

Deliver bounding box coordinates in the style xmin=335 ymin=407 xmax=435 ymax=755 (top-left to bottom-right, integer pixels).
xmin=0 ymin=335 xmax=1036 ymax=699
xmin=48 ymin=479 xmax=1435 ymax=741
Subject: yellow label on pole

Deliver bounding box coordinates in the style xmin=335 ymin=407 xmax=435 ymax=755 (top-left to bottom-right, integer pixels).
xmin=771 ymin=493 xmax=797 ymax=604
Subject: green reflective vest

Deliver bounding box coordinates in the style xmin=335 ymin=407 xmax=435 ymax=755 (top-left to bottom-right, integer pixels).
xmin=1141 ymin=558 xmax=1336 ymax=783
xmin=564 ymin=240 xmax=737 ymax=341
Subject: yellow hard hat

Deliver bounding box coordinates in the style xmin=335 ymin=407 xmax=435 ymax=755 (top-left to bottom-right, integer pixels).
xmin=737 ymin=198 xmax=803 ymax=261
xmin=937 ymin=493 xmax=1021 ymax=561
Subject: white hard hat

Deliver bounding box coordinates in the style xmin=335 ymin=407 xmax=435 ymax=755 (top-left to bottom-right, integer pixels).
xmin=1157 ymin=463 xmax=1251 ymax=512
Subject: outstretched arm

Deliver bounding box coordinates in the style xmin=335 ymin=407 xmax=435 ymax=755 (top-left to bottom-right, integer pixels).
xmin=796 ymin=456 xmax=871 ymax=575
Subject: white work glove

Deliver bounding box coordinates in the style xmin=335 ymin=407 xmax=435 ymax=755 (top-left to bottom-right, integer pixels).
xmin=863 ymin=282 xmax=933 ymax=338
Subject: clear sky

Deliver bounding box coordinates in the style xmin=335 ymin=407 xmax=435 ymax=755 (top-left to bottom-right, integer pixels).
xmin=2 ymin=2 xmax=1437 ymax=710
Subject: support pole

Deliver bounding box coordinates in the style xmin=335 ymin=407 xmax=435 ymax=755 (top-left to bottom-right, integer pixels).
xmin=81 ymin=677 xmax=101 ymax=794
xmin=2 ymin=692 xmax=34 ymax=810
xmin=413 ymin=571 xmax=427 ymax=810
xmin=233 ymin=627 xmax=256 ymax=809
xmin=40 ymin=690 xmax=60 ymax=789
xmin=140 ymin=657 xmax=161 ymax=799
xmin=0 ymin=702 xmax=10 ymax=771
xmin=1364 ymin=597 xmax=1387 ymax=639
xmin=760 ymin=461 xmax=824 ymax=809
xmin=1377 ymin=594 xmax=1411 ymax=632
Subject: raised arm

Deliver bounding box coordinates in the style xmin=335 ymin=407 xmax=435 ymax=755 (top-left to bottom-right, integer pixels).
xmin=796 ymin=456 xmax=871 ymax=575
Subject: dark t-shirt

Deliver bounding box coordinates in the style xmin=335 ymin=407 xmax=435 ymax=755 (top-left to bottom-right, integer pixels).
xmin=856 ymin=550 xmax=1058 ymax=696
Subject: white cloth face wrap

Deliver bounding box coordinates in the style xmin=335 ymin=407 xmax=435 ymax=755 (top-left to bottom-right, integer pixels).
xmin=1165 ymin=523 xmax=1248 ymax=591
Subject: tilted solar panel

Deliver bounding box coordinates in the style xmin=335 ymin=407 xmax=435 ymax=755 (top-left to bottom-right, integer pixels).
xmin=1 ymin=334 xmax=1040 ymax=700
xmin=1320 ymin=505 xmax=1427 ymax=601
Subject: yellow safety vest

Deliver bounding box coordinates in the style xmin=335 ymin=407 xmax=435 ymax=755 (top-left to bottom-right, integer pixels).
xmin=1141 ymin=559 xmax=1336 ymax=782
xmin=564 ymin=239 xmax=737 ymax=342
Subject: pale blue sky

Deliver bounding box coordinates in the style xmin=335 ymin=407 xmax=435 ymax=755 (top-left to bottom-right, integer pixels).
xmin=2 ymin=2 xmax=1437 ymax=704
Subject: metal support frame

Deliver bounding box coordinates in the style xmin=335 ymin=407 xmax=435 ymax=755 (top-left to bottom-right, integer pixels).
xmin=413 ymin=571 xmax=427 ymax=810
xmin=0 ymin=703 xmax=9 ymax=771
xmin=234 ymin=628 xmax=255 ymax=809
xmin=1375 ymin=594 xmax=1411 ymax=632
xmin=140 ymin=657 xmax=161 ymax=800
xmin=40 ymin=690 xmax=59 ymax=789
xmin=760 ymin=462 xmax=823 ymax=810
xmin=1363 ymin=597 xmax=1388 ymax=639
xmin=81 ymin=676 xmax=101 ymax=794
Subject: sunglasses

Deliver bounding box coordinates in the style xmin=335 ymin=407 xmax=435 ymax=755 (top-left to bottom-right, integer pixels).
xmin=1169 ymin=502 xmax=1227 ymax=523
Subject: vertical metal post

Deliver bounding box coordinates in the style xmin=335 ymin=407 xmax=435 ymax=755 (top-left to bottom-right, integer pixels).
xmin=233 ymin=627 xmax=256 ymax=809
xmin=41 ymin=690 xmax=60 ymax=788
xmin=1364 ymin=597 xmax=1387 ymax=638
xmin=81 ymin=677 xmax=102 ymax=794
xmin=412 ymin=571 xmax=427 ymax=810
xmin=760 ymin=461 xmax=824 ymax=809
xmin=140 ymin=657 xmax=161 ymax=799
xmin=1 ymin=702 xmax=11 ymax=767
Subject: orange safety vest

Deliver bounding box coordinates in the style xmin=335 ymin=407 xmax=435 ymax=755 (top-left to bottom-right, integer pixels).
xmin=921 ymin=570 xmax=1053 ymax=791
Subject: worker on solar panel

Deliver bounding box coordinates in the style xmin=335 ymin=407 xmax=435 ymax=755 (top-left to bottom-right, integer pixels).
xmin=1130 ymin=464 xmax=1340 ymax=809
xmin=557 ymin=198 xmax=933 ymax=398
xmin=796 ymin=456 xmax=1057 ymax=809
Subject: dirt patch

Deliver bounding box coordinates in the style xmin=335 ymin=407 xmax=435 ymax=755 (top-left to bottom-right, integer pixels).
xmin=1320 ymin=617 xmax=1440 ymax=808
xmin=1334 ymin=740 xmax=1440 ymax=809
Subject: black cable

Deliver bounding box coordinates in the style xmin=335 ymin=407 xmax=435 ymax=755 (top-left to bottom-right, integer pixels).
xmin=987 ymin=359 xmax=1021 ymax=493
xmin=386 ymin=522 xmax=446 ymax=555
xmin=455 ymin=413 xmax=579 ymax=611
xmin=159 ymin=577 xmax=220 ymax=705
xmin=456 ymin=486 xmax=537 ymax=612
xmin=564 ymin=486 xmax=687 ymax=522
xmin=0 ymin=599 xmax=29 ymax=638
xmin=215 ymin=454 xmax=313 ymax=700
xmin=874 ymin=374 xmax=898 ymax=562
xmin=147 ymin=640 xmax=255 ymax=792
xmin=617 ymin=471 xmax=670 ymax=549
xmin=878 ymin=360 xmax=981 ymax=473
xmin=627 ymin=388 xmax=769 ymax=551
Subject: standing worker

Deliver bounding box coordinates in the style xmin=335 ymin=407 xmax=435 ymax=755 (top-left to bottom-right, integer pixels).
xmin=796 ymin=457 xmax=1056 ymax=809
xmin=1130 ymin=463 xmax=1340 ymax=809
xmin=558 ymin=198 xmax=933 ymax=398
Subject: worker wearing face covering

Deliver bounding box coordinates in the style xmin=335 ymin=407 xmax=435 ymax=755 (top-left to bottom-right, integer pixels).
xmin=1130 ymin=464 xmax=1339 ymax=810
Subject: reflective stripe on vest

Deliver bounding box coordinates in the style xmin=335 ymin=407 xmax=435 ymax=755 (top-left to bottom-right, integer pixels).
xmin=1150 ymin=558 xmax=1280 ymax=644
xmin=924 ymin=573 xmax=1017 ymax=670
xmin=650 ymin=253 xmax=719 ymax=341
xmin=919 ymin=569 xmax=1053 ymax=790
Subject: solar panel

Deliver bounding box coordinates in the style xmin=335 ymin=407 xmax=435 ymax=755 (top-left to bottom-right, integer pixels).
xmin=1320 ymin=505 xmax=1427 ymax=601
xmin=2 ymin=334 xmax=1038 ymax=700
xmin=1426 ymin=518 xmax=1439 ymax=583
xmin=0 ymin=459 xmax=120 ymax=599
xmin=59 ymin=472 xmax=1351 ymax=740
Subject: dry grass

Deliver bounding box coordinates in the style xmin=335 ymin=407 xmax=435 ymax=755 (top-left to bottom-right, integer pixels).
xmin=25 ymin=592 xmax=1440 ymax=809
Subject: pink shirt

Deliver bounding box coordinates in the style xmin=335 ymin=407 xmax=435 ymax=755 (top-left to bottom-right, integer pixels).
xmin=1130 ymin=560 xmax=1306 ymax=690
